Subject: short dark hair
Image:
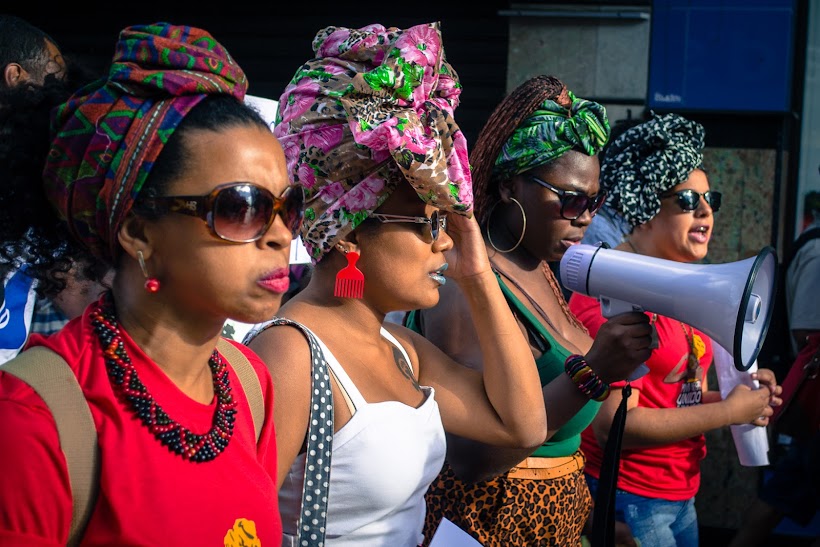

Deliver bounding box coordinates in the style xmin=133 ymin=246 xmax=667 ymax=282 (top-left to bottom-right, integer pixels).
xmin=0 ymin=15 xmax=59 ymax=83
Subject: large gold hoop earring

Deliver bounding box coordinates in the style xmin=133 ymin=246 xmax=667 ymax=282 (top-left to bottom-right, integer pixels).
xmin=485 ymin=197 xmax=526 ymax=253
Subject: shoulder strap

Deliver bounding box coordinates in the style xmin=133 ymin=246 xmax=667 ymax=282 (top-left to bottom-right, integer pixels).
xmin=493 ymin=271 xmax=552 ymax=355
xmin=785 ymin=227 xmax=820 ymax=269
xmin=251 ymin=317 xmax=333 ymax=547
xmin=590 ymin=384 xmax=632 ymax=547
xmin=2 ymin=346 xmax=99 ymax=547
xmin=216 ymin=338 xmax=264 ymax=443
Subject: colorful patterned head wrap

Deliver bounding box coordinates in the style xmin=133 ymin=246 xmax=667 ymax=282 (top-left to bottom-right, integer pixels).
xmin=274 ymin=22 xmax=472 ymax=263
xmin=492 ymin=90 xmax=610 ymax=181
xmin=42 ymin=22 xmax=248 ymax=262
xmin=602 ymin=113 xmax=705 ymax=228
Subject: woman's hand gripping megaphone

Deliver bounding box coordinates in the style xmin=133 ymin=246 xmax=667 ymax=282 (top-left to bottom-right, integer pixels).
xmin=584 ymin=310 xmax=655 ymax=384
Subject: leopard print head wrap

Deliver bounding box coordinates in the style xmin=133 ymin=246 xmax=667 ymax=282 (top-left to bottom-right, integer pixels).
xmin=274 ymin=22 xmax=472 ymax=263
xmin=601 ymin=113 xmax=705 ymax=228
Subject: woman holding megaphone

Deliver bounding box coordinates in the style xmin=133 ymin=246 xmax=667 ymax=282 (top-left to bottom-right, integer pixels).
xmin=406 ymin=75 xmax=654 ymax=547
xmin=569 ymin=113 xmax=782 ymax=547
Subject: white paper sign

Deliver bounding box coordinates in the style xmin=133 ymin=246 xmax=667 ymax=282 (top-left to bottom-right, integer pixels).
xmin=289 ymin=237 xmax=311 ymax=265
xmin=429 ymin=518 xmax=484 ymax=547
xmin=244 ymin=94 xmax=278 ymax=132
xmin=713 ymin=343 xmax=770 ymax=466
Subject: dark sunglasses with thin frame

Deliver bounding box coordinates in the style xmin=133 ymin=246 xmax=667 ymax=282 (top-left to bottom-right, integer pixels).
xmin=661 ymin=189 xmax=722 ymax=213
xmin=139 ymin=182 xmax=304 ymax=243
xmin=530 ymin=176 xmax=607 ymax=220
xmin=369 ymin=210 xmax=448 ymax=241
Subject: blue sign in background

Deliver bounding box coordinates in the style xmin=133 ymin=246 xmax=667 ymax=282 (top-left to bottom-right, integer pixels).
xmin=648 ymin=0 xmax=796 ymax=113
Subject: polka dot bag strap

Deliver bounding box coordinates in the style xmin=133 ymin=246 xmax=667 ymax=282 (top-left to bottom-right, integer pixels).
xmin=244 ymin=317 xmax=333 ymax=546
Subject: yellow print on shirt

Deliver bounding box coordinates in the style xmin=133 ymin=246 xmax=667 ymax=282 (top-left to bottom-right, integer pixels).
xmin=224 ymin=518 xmax=261 ymax=547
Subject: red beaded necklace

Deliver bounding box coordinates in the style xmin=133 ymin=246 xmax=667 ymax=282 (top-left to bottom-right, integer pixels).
xmin=90 ymin=294 xmax=237 ymax=462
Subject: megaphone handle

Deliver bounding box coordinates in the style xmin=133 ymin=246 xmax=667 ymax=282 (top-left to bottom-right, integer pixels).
xmin=601 ymin=297 xmax=650 ymax=381
xmin=600 ymin=297 xmax=643 ymax=318
xmin=628 ymin=363 xmax=650 ymax=381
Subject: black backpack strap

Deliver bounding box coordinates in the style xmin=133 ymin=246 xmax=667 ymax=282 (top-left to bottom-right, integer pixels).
xmin=590 ymin=384 xmax=632 ymax=547
xmin=244 ymin=317 xmax=334 ymax=546
xmin=2 ymin=346 xmax=99 ymax=547
xmin=784 ymin=227 xmax=820 ymax=269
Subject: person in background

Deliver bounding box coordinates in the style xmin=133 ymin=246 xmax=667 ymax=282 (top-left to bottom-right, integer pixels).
xmin=568 ymin=113 xmax=782 ymax=547
xmin=1 ymin=14 xmax=69 ymax=88
xmin=0 ymin=14 xmax=106 ymax=364
xmin=244 ymin=22 xmax=547 ymax=546
xmin=728 ymin=189 xmax=820 ymax=547
xmin=407 ymin=74 xmax=651 ymax=547
xmin=0 ymin=22 xmax=300 ymax=544
xmin=786 ymin=189 xmax=820 ymax=357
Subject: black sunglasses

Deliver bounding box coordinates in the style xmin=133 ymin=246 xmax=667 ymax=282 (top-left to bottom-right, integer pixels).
xmin=369 ymin=210 xmax=448 ymax=241
xmin=140 ymin=182 xmax=304 ymax=243
xmin=661 ymin=189 xmax=722 ymax=213
xmin=530 ymin=176 xmax=606 ymax=220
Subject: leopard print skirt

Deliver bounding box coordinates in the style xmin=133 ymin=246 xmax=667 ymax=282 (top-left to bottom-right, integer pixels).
xmin=422 ymin=451 xmax=592 ymax=547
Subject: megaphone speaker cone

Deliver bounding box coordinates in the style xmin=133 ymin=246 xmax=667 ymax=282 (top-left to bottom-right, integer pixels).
xmin=559 ymin=244 xmax=778 ymax=372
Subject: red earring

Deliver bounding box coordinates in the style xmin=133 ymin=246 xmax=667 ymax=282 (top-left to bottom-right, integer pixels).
xmin=137 ymin=250 xmax=161 ymax=293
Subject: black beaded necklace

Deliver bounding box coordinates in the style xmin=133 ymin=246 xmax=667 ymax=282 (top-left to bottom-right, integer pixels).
xmin=90 ymin=294 xmax=236 ymax=462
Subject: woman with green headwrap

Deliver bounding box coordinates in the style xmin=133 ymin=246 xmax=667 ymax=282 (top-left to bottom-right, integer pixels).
xmin=243 ymin=23 xmax=547 ymax=546
xmin=407 ymin=75 xmax=653 ymax=546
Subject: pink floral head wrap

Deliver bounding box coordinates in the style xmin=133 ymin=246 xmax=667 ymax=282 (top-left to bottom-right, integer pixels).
xmin=274 ymin=22 xmax=473 ymax=262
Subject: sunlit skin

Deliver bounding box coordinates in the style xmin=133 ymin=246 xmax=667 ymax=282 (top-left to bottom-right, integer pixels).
xmin=113 ymin=124 xmax=293 ymax=400
xmin=491 ymin=151 xmax=602 ymax=264
xmin=418 ymin=149 xmax=653 ymax=492
xmin=248 ymin=180 xmax=548 ymax=488
xmin=353 ymin=183 xmax=454 ymax=314
xmin=626 ymin=168 xmax=714 ymax=263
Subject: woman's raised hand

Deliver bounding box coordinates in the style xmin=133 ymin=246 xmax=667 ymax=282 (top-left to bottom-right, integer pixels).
xmin=442 ymin=213 xmax=492 ymax=282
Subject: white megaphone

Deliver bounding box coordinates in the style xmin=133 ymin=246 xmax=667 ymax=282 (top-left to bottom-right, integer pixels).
xmin=560 ymin=244 xmax=777 ymax=372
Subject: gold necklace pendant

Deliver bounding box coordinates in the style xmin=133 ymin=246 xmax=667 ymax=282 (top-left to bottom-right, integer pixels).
xmin=691 ymin=334 xmax=706 ymax=360
xmin=680 ymin=322 xmax=703 ymax=372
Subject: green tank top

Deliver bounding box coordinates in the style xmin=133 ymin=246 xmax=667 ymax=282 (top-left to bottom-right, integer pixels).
xmin=404 ymin=272 xmax=600 ymax=457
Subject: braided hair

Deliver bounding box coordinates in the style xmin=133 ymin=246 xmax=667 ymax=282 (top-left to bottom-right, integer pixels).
xmin=471 ymin=75 xmax=588 ymax=332
xmin=471 ymin=75 xmax=567 ymax=225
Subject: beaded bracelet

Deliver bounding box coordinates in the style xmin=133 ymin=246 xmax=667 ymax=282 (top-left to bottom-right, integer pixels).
xmin=564 ymin=354 xmax=611 ymax=402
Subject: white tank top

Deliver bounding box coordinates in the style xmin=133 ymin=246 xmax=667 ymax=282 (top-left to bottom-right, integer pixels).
xmin=279 ymin=327 xmax=446 ymax=546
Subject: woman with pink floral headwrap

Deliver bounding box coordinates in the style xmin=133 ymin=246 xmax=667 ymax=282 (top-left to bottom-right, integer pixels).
xmin=244 ymin=22 xmax=546 ymax=546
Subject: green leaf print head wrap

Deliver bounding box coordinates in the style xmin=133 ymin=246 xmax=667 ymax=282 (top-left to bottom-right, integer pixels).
xmin=492 ymin=90 xmax=610 ymax=182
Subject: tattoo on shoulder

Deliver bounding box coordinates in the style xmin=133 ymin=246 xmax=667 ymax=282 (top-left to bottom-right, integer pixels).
xmin=392 ymin=346 xmax=422 ymax=392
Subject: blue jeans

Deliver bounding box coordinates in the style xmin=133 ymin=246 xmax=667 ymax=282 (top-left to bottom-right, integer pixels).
xmin=586 ymin=475 xmax=699 ymax=547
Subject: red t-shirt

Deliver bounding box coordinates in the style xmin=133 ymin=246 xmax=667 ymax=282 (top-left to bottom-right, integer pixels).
xmin=569 ymin=293 xmax=713 ymax=501
xmin=0 ymin=305 xmax=282 ymax=546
